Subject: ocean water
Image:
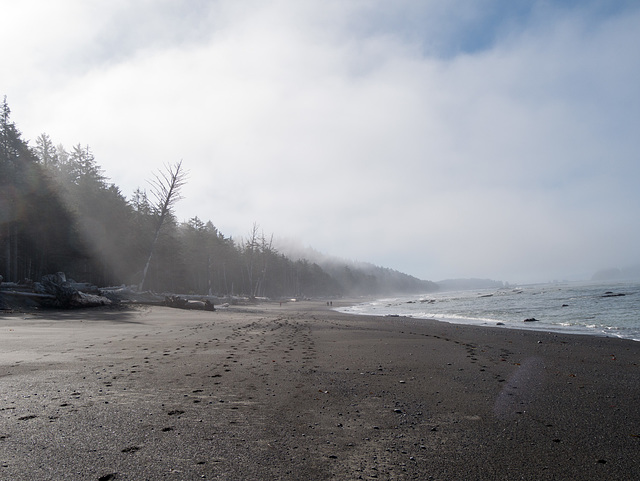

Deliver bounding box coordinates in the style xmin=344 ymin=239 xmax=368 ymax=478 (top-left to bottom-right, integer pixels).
xmin=337 ymin=280 xmax=640 ymax=341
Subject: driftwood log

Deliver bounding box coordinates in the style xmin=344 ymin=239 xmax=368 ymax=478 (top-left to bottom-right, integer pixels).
xmin=30 ymin=272 xmax=111 ymax=308
xmin=1 ymin=273 xmax=219 ymax=312
xmin=165 ymin=296 xmax=215 ymax=311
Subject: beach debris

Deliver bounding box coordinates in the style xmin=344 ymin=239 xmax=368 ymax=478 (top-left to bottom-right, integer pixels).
xmin=35 ymin=272 xmax=112 ymax=307
xmin=1 ymin=273 xmax=229 ymax=311
xmin=164 ymin=296 xmax=215 ymax=311
xmin=0 ymin=272 xmax=111 ymax=309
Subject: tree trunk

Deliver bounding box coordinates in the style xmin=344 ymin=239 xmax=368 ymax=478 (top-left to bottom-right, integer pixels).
xmin=138 ymin=161 xmax=186 ymax=291
xmin=4 ymin=224 xmax=10 ymax=282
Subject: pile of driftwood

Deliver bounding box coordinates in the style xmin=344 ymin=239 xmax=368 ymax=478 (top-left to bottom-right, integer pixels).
xmin=0 ymin=273 xmax=216 ymax=312
xmin=0 ymin=272 xmax=111 ymax=310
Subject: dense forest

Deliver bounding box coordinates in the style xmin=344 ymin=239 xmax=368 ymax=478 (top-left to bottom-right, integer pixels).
xmin=0 ymin=97 xmax=436 ymax=298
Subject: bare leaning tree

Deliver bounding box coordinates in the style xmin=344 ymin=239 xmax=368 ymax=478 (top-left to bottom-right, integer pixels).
xmin=138 ymin=160 xmax=187 ymax=292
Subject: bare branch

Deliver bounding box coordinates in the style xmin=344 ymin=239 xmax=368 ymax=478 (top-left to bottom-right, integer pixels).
xmin=147 ymin=160 xmax=188 ymax=221
xmin=139 ymin=160 xmax=188 ymax=291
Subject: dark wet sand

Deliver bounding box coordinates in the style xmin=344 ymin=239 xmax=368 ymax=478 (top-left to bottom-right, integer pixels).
xmin=0 ymin=301 xmax=639 ymax=480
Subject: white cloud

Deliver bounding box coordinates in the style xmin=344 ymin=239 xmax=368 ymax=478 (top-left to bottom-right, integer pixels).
xmin=3 ymin=0 xmax=640 ymax=283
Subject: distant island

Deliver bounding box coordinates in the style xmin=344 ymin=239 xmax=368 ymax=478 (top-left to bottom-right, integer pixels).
xmin=591 ymin=265 xmax=640 ymax=281
xmin=436 ymin=278 xmax=506 ymax=291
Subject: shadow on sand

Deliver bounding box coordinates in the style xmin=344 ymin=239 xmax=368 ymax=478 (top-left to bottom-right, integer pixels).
xmin=5 ymin=305 xmax=146 ymax=324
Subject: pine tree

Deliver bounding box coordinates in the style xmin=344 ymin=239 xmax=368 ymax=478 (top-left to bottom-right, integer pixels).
xmin=0 ymin=96 xmax=23 ymax=281
xmin=34 ymin=133 xmax=58 ymax=168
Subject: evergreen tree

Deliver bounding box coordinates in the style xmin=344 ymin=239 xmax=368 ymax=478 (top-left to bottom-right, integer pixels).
xmin=34 ymin=133 xmax=58 ymax=168
xmin=0 ymin=98 xmax=89 ymax=282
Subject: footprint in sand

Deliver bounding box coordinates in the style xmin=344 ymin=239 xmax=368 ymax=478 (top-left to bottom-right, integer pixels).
xmin=98 ymin=474 xmax=118 ymax=481
xmin=17 ymin=415 xmax=37 ymax=421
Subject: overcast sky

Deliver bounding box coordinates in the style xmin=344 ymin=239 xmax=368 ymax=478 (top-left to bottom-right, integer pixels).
xmin=3 ymin=0 xmax=639 ymax=284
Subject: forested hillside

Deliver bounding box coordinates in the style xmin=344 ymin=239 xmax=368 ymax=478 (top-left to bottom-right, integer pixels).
xmin=0 ymin=98 xmax=436 ymax=298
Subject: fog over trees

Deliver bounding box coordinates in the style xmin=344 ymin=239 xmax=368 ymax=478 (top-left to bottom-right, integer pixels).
xmin=0 ymin=98 xmax=436 ymax=298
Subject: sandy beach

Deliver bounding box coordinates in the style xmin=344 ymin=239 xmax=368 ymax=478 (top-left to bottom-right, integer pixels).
xmin=0 ymin=301 xmax=639 ymax=480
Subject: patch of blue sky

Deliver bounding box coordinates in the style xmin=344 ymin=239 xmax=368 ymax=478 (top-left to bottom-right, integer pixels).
xmin=349 ymin=0 xmax=640 ymax=59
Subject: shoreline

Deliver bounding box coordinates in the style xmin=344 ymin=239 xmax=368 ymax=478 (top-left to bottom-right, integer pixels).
xmin=337 ymin=283 xmax=640 ymax=342
xmin=339 ymin=307 xmax=640 ymax=342
xmin=1 ymin=302 xmax=639 ymax=480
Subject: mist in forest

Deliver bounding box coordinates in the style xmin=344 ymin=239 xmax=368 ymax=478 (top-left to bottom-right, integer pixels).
xmin=3 ymin=1 xmax=640 ymax=284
